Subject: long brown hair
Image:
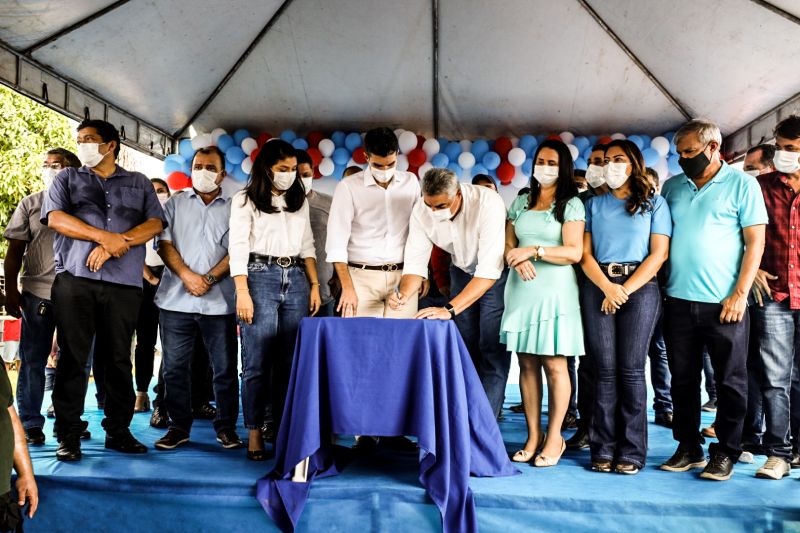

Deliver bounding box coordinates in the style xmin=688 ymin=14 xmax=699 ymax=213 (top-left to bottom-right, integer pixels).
xmin=605 ymin=139 xmax=653 ymax=215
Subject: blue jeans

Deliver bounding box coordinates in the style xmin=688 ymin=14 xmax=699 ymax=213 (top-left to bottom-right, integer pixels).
xmin=159 ymin=310 xmax=240 ymax=434
xmin=583 ymin=278 xmax=661 ymax=468
xmin=648 ymin=316 xmax=673 ymax=415
xmin=752 ymin=300 xmax=799 ymax=459
xmin=450 ymin=266 xmax=510 ymax=417
xmin=240 ymin=263 xmax=309 ymax=430
xmin=743 ymin=306 xmax=765 ymax=446
xmin=16 ymin=291 xmax=56 ymax=430
xmin=703 ymin=350 xmax=716 ymax=401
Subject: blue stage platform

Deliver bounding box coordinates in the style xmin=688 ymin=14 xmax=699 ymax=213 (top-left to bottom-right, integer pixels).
xmin=23 ymin=387 xmax=800 ymax=532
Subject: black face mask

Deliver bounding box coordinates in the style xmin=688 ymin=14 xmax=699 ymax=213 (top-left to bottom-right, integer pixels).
xmin=678 ymin=144 xmax=711 ymax=179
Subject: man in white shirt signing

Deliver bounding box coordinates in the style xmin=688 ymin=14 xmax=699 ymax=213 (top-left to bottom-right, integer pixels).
xmin=390 ymin=168 xmax=510 ymax=417
xmin=326 ymin=127 xmax=420 ymax=318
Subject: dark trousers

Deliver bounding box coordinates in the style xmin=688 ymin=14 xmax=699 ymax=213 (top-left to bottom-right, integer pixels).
xmin=51 ymin=273 xmax=142 ymax=438
xmin=16 ymin=291 xmax=56 ymax=430
xmin=134 ymin=273 xmax=161 ymax=392
xmin=567 ymin=357 xmax=578 ymax=417
xmin=159 ymin=310 xmax=239 ymax=434
xmin=663 ymin=297 xmax=749 ymax=459
xmin=153 ymin=331 xmax=213 ymax=411
xmin=743 ymin=306 xmax=765 ymax=445
xmin=648 ymin=316 xmax=674 ymax=415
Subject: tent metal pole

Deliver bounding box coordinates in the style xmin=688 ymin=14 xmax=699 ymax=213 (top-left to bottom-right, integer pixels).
xmin=748 ymin=0 xmax=800 ymax=26
xmin=576 ymin=0 xmax=691 ymax=121
xmin=432 ymin=0 xmax=440 ymax=138
xmin=23 ymin=1 xmax=132 ymax=55
xmin=722 ymin=89 xmax=800 ymax=159
xmin=173 ymin=0 xmax=295 ymax=139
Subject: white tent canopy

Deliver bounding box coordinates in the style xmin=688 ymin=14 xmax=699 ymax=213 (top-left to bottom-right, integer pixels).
xmin=1 ymin=0 xmax=799 ymax=158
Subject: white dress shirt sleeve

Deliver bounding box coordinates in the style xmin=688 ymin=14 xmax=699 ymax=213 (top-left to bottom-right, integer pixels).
xmin=228 ymin=191 xmax=253 ymax=277
xmin=401 ymin=205 xmax=433 ymax=279
xmin=325 ymin=180 xmax=355 ymax=263
xmin=473 ymin=194 xmax=507 ymax=280
xmin=300 ymin=202 xmax=316 ymax=259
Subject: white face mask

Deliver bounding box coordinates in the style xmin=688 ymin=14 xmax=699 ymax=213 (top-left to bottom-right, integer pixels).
xmin=41 ymin=168 xmax=58 ymax=189
xmin=371 ymin=166 xmax=396 ymax=183
xmin=191 ymin=169 xmax=220 ymax=193
xmin=156 ymin=192 xmax=170 ymax=206
xmin=77 ymin=142 xmax=111 ymax=168
xmin=603 ymin=162 xmax=630 ymax=189
xmin=585 ymin=165 xmax=605 ymax=188
xmin=773 ymin=150 xmax=800 ymax=174
xmin=272 ymin=171 xmax=296 ymax=191
xmin=301 ymin=176 xmax=313 ymax=192
xmin=533 ymin=165 xmax=559 ymax=186
xmin=744 ymin=169 xmax=761 ymax=177
xmin=431 ymin=206 xmax=453 ymax=221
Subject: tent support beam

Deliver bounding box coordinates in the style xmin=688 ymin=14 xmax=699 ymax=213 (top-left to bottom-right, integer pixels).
xmin=173 ymin=0 xmax=294 ymax=139
xmin=723 ymin=89 xmax=800 ymax=160
xmin=23 ymin=1 xmax=132 ymax=55
xmin=576 ymin=0 xmax=692 ymax=121
xmin=431 ymin=0 xmax=440 ymax=138
xmin=748 ymin=0 xmax=800 ymax=26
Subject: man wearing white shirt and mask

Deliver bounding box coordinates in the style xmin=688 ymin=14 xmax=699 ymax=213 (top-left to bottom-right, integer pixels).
xmin=390 ymin=168 xmax=509 ymax=417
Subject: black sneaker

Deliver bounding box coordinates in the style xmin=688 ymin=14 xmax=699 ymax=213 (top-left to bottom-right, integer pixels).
xmin=700 ymin=453 xmax=734 ymax=481
xmin=105 ymin=431 xmax=148 ymax=454
xmin=52 ymin=421 xmax=91 ymax=440
xmin=25 ymin=427 xmax=46 ymax=445
xmin=379 ymin=436 xmax=418 ymax=452
xmin=216 ymin=429 xmax=244 ymax=449
xmin=660 ymin=448 xmax=707 ymax=472
xmin=566 ymin=429 xmax=590 ymax=450
xmin=562 ymin=413 xmax=578 ymax=431
xmin=149 ymin=405 xmax=169 ymax=429
xmin=192 ymin=403 xmax=217 ymax=420
xmin=56 ymin=435 xmax=82 ymax=461
xmin=353 ymin=435 xmax=379 ymax=452
xmin=155 ymin=428 xmax=190 ymax=450
xmin=654 ymin=412 xmax=673 ymax=428
xmin=701 ymin=399 xmax=717 ymax=412
xmin=261 ymin=421 xmax=276 ymax=444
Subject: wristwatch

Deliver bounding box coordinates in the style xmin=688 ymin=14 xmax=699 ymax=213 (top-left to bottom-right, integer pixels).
xmin=205 ymin=274 xmax=218 ymax=285
xmin=533 ymin=246 xmax=546 ymax=261
xmin=444 ymin=303 xmax=456 ymax=319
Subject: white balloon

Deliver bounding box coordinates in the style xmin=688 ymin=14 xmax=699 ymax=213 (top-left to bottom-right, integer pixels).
xmin=422 ymin=138 xmax=440 ymax=158
xmin=559 ymin=131 xmax=575 ymax=144
xmin=394 ymin=128 xmax=405 ymax=139
xmin=241 ymin=137 xmax=258 ymax=155
xmin=610 ymin=132 xmax=626 ymax=140
xmin=241 ymin=157 xmax=253 ymax=174
xmin=651 ymin=136 xmax=670 ymax=157
xmin=318 ymin=139 xmax=335 ymax=157
xmin=511 ymin=167 xmax=530 ymax=188
xmin=211 ymin=128 xmax=227 ymax=143
xmin=459 ymin=139 xmax=472 ymax=152
xmin=417 ymin=162 xmax=433 ymax=179
xmin=398 ymin=131 xmax=418 ymax=154
xmin=567 ymin=144 xmax=579 ymax=161
xmin=499 ymin=185 xmax=523 ymax=207
xmin=319 ymin=157 xmax=335 ymax=176
xmin=396 ymin=154 xmax=409 ymax=171
xmin=507 ymin=147 xmax=526 ymax=167
xmin=191 ymin=133 xmax=212 ymax=150
xmin=458 ymin=152 xmax=476 ymax=170
xmin=510 ymin=137 xmax=519 ymax=148
xmin=654 ymin=157 xmax=669 ymax=182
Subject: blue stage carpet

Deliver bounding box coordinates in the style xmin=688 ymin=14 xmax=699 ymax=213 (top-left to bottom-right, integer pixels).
xmin=23 ymin=387 xmax=800 ymax=532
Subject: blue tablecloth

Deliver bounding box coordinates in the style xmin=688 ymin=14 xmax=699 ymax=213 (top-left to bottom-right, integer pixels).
xmin=258 ymin=317 xmax=518 ymax=533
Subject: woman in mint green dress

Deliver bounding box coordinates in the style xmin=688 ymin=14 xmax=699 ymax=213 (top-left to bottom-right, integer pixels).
xmin=501 ymin=139 xmax=585 ymax=467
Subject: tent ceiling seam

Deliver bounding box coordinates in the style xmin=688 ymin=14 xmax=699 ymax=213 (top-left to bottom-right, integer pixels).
xmin=748 ymin=0 xmax=800 ymax=26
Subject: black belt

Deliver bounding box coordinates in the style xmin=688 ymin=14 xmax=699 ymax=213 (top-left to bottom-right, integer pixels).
xmin=598 ymin=262 xmax=639 ymax=278
xmin=249 ymin=253 xmax=301 ymax=268
xmin=347 ymin=262 xmax=403 ymax=272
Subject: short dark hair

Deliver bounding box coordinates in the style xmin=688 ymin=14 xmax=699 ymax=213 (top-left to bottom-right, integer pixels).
xmin=644 ymin=167 xmax=659 ymax=182
xmin=295 ymin=149 xmax=312 ymax=167
xmin=774 ymin=115 xmax=800 ymax=140
xmin=46 ymin=147 xmax=81 ymax=168
xmin=573 ymin=169 xmax=586 ymax=178
xmin=191 ymin=146 xmax=226 ymax=171
xmin=151 ymin=177 xmax=169 ymax=190
xmin=471 ymin=174 xmax=493 ymax=185
xmin=591 ymin=143 xmax=608 ymax=153
xmin=77 ymin=119 xmax=121 ymax=157
xmin=364 ymin=127 xmax=399 ymax=157
xmin=344 ymin=165 xmax=362 ymax=177
xmin=747 ymin=143 xmax=776 ymax=167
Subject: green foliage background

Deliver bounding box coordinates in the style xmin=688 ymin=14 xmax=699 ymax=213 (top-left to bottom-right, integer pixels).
xmin=0 ymin=85 xmax=75 ymax=257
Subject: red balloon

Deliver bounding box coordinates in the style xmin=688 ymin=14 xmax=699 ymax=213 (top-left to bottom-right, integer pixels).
xmin=408 ymin=165 xmax=419 ymax=178
xmin=494 ymin=137 xmax=513 ymax=158
xmin=307 ymin=147 xmax=323 ymax=167
xmin=546 ymin=134 xmax=563 ymax=142
xmin=307 ymin=131 xmax=324 ymax=148
xmin=497 ymin=162 xmax=515 ymax=185
xmin=313 ymin=166 xmax=322 ymax=179
xmin=250 ymin=147 xmax=260 ymax=162
xmin=166 ymin=171 xmax=191 ymax=190
xmin=352 ymin=147 xmax=367 ymax=164
xmin=256 ymin=133 xmax=272 ymax=147
xmin=407 ymin=148 xmax=427 ymax=167
xmin=416 ymin=135 xmax=425 ymax=149
xmin=598 ymin=136 xmax=613 ymax=145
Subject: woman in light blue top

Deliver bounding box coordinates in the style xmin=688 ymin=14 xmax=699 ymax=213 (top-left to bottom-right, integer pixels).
xmin=580 ymin=140 xmax=672 ymax=474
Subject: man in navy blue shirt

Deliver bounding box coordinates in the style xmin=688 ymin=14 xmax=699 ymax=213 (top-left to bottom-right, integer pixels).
xmin=42 ymin=119 xmax=166 ymax=461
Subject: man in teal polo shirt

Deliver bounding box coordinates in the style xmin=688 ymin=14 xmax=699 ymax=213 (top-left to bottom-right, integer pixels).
xmin=658 ymin=119 xmax=767 ymax=481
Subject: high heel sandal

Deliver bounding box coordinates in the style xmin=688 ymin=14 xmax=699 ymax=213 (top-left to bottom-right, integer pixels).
xmin=512 ymin=434 xmax=545 ymax=463
xmin=247 ymin=448 xmax=269 ymax=461
xmin=534 ymin=437 xmax=566 ymax=467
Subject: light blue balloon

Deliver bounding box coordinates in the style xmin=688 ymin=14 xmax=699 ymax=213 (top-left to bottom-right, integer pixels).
xmin=345 ymin=132 xmax=362 ymax=152
xmin=535 ymin=135 xmax=546 ymax=144
xmin=179 ymin=139 xmax=195 ymax=160
xmin=482 ymin=151 xmax=501 ymax=170
xmin=628 ymin=135 xmax=644 ymax=150
xmin=582 ymin=147 xmax=594 ymax=161
xmin=180 ymin=160 xmax=191 ymax=175
xmin=640 ymin=135 xmax=652 ymax=147
xmin=226 ymin=146 xmax=246 ymax=165
xmin=668 ymin=155 xmax=682 ymax=175
xmin=233 ymin=165 xmax=250 ymax=183
xmin=447 ymin=162 xmax=462 ymax=175
xmin=431 ymin=153 xmax=449 ymax=168
xmin=331 ymin=131 xmax=346 ymax=148
xmin=332 ymin=164 xmax=345 ymax=180
xmin=292 ymin=138 xmax=309 ymax=150
xmin=332 ymin=147 xmax=351 ymax=166
xmin=280 ymin=130 xmax=297 ymax=143
xmin=573 ymin=136 xmax=590 ymax=153
xmin=488 ymin=168 xmax=498 ymax=180
xmin=587 ymin=135 xmax=598 ymax=146
xmin=216 ymin=134 xmax=234 ymax=152
xmin=437 ymin=137 xmax=449 ymax=149
xmin=164 ymin=154 xmax=185 ymax=164
xmin=518 ymin=135 xmax=537 ymax=156
xmin=574 ymin=157 xmax=588 ymax=171
xmin=669 ymin=140 xmax=678 ymax=155
xmin=642 ymin=148 xmax=660 ymax=167
xmin=163 ymin=159 xmax=183 ymax=174
xmin=522 ymin=158 xmax=533 ymax=176
xmin=233 ymin=129 xmax=251 ymax=145
xmin=664 ymin=131 xmax=675 ymax=142
xmin=471 ymin=140 xmax=490 ymax=159
xmin=444 ymin=142 xmax=462 ymax=161
xmin=470 ymin=164 xmax=488 ymax=178
xmin=225 ymin=160 xmax=234 ymax=174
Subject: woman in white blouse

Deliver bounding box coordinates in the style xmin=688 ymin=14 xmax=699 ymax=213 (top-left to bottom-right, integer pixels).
xmin=229 ymin=139 xmax=321 ymax=460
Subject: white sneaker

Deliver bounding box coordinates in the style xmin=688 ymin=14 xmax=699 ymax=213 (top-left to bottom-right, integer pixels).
xmin=755 ymin=456 xmax=791 ymax=480
xmin=738 ymin=451 xmax=754 ymax=464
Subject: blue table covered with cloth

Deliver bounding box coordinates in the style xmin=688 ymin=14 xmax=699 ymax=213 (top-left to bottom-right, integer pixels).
xmin=258 ymin=317 xmax=519 ymax=532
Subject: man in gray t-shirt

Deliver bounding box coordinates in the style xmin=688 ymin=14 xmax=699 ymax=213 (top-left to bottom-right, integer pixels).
xmin=3 ymin=148 xmax=80 ymax=445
